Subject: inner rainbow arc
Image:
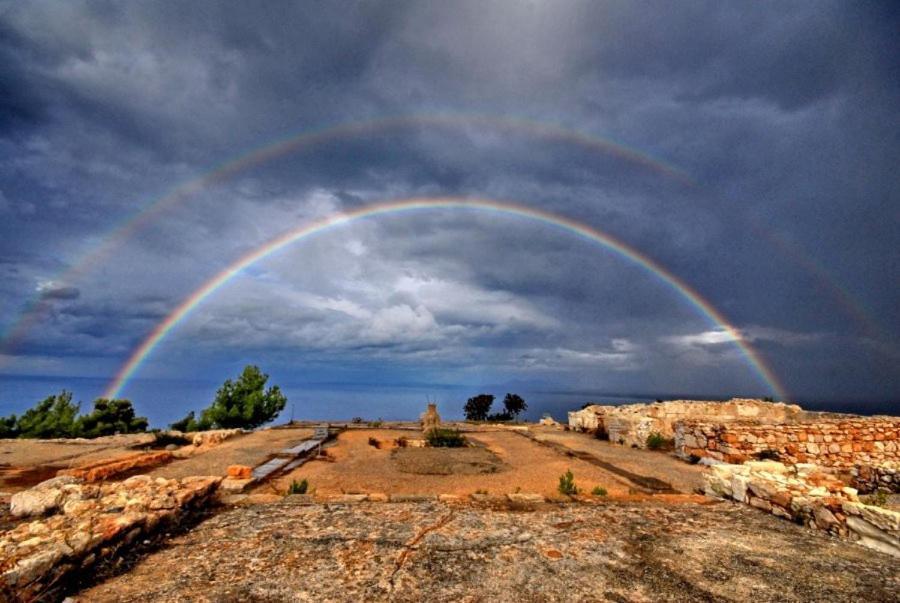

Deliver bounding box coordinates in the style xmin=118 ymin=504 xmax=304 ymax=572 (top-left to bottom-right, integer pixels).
xmin=102 ymin=196 xmax=788 ymax=401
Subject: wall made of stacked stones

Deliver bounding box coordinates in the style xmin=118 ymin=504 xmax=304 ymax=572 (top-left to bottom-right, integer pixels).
xmin=703 ymin=461 xmax=900 ymax=557
xmin=851 ymin=461 xmax=899 ymax=494
xmin=676 ymin=418 xmax=900 ymax=467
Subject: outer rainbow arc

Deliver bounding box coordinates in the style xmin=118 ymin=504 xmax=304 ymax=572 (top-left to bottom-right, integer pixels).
xmin=102 ymin=196 xmax=788 ymax=401
xmin=0 ymin=113 xmax=690 ymax=355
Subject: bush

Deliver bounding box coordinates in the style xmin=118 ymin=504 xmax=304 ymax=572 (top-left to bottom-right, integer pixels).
xmin=77 ymin=398 xmax=148 ymax=438
xmin=367 ymin=420 xmax=383 ymax=428
xmin=368 ymin=436 xmax=380 ymax=449
xmin=0 ymin=414 xmax=19 ymax=438
xmin=199 ymin=365 xmax=287 ymax=430
xmin=558 ymin=469 xmax=578 ymax=496
xmin=287 ymin=478 xmax=309 ymax=495
xmin=395 ymin=436 xmax=408 ymax=448
xmin=426 ymin=428 xmax=466 ymax=448
xmin=15 ymin=391 xmax=81 ymax=439
xmin=486 ymin=411 xmax=512 ymax=422
xmin=646 ymin=432 xmax=674 ymax=450
xmin=591 ymin=485 xmax=608 ymax=496
xmin=464 ymin=394 xmax=494 ymax=421
xmin=169 ymin=411 xmax=201 ymax=432
xmin=150 ymin=431 xmax=191 ymax=448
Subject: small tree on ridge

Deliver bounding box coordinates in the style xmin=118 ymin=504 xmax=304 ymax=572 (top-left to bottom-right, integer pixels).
xmin=464 ymin=394 xmax=494 ymax=421
xmin=200 ymin=365 xmax=287 ymax=429
xmin=503 ymin=393 xmax=527 ymax=420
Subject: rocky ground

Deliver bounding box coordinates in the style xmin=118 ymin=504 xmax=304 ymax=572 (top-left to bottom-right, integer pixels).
xmin=75 ymin=498 xmax=899 ymax=602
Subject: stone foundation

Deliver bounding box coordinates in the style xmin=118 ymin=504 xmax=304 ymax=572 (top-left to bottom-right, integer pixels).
xmin=568 ymin=399 xmax=802 ymax=448
xmin=1 ymin=474 xmax=221 ymax=601
xmin=676 ymin=417 xmax=900 ymax=468
xmin=703 ymin=461 xmax=899 ymax=557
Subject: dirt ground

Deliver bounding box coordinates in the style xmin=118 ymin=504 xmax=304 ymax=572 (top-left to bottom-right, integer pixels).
xmin=147 ymin=427 xmax=313 ymax=480
xmin=265 ymin=429 xmax=637 ymax=498
xmin=528 ymin=427 xmax=706 ymax=493
xmin=73 ymin=499 xmax=900 ymax=602
xmin=0 ymin=433 xmax=155 ymax=493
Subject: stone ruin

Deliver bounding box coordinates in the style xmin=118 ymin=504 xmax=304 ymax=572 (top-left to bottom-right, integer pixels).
xmin=568 ymin=398 xmax=802 ymax=448
xmin=420 ymin=403 xmax=441 ymax=433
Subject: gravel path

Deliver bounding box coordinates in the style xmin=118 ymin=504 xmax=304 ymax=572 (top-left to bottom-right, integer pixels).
xmin=74 ymin=499 xmax=900 ymax=602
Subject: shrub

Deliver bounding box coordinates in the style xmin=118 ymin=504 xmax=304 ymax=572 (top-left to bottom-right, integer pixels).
xmin=169 ymin=411 xmax=200 ymax=432
xmin=16 ymin=391 xmax=81 ymax=439
xmin=368 ymin=436 xmax=380 ymax=449
xmin=426 ymin=428 xmax=466 ymax=448
xmin=367 ymin=420 xmax=383 ymax=428
xmin=486 ymin=411 xmax=512 ymax=422
xmin=77 ymin=398 xmax=149 ymax=438
xmin=287 ymin=478 xmax=309 ymax=495
xmin=464 ymin=394 xmax=494 ymax=421
xmin=591 ymin=486 xmax=608 ymax=496
xmin=646 ymin=432 xmax=674 ymax=450
xmin=199 ymin=365 xmax=287 ymax=430
xmin=151 ymin=431 xmax=191 ymax=448
xmin=558 ymin=469 xmax=578 ymax=496
xmin=866 ymin=491 xmax=889 ymax=508
xmin=395 ymin=436 xmax=408 ymax=448
xmin=0 ymin=414 xmax=19 ymax=438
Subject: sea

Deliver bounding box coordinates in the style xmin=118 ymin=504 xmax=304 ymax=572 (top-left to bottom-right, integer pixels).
xmin=0 ymin=375 xmax=896 ymax=429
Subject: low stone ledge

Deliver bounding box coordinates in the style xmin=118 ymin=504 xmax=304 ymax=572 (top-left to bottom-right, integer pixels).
xmin=0 ymin=474 xmax=221 ymax=601
xmin=57 ymin=451 xmax=174 ymax=483
xmin=851 ymin=461 xmax=899 ymax=494
xmin=703 ymin=461 xmax=899 ymax=557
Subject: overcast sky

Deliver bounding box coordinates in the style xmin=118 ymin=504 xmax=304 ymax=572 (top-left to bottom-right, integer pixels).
xmin=0 ymin=1 xmax=897 ymax=417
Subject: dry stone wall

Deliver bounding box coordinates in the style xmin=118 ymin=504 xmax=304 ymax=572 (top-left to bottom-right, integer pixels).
xmin=703 ymin=461 xmax=899 ymax=557
xmin=676 ymin=417 xmax=900 ymax=467
xmin=1 ymin=474 xmax=221 ymax=601
xmin=568 ymin=399 xmax=802 ymax=448
xmin=851 ymin=461 xmax=899 ymax=494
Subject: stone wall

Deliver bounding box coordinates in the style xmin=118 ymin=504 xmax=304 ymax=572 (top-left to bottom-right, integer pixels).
xmin=676 ymin=417 xmax=900 ymax=467
xmin=1 ymin=474 xmax=221 ymax=601
xmin=568 ymin=399 xmax=802 ymax=448
xmin=703 ymin=461 xmax=899 ymax=557
xmin=851 ymin=461 xmax=899 ymax=494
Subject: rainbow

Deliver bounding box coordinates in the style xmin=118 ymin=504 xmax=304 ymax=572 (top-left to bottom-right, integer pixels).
xmin=2 ymin=113 xmax=880 ymax=358
xmin=102 ymin=197 xmax=788 ymax=401
xmin=0 ymin=113 xmax=690 ymax=354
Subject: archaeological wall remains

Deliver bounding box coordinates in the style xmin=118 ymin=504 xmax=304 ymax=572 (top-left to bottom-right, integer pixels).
xmin=675 ymin=417 xmax=900 ymax=468
xmin=568 ymin=399 xmax=802 ymax=448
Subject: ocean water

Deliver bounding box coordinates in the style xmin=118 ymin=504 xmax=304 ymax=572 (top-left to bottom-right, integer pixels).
xmin=0 ymin=375 xmax=895 ymax=429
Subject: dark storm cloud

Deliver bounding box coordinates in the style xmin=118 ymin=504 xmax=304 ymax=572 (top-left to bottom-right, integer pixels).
xmin=0 ymin=1 xmax=897 ymax=405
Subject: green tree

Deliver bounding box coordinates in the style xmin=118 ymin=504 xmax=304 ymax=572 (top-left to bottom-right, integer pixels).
xmin=199 ymin=365 xmax=287 ymax=429
xmin=77 ymin=398 xmax=149 ymax=438
xmin=502 ymin=393 xmax=527 ymax=420
xmin=464 ymin=394 xmax=494 ymax=421
xmin=16 ymin=391 xmax=81 ymax=438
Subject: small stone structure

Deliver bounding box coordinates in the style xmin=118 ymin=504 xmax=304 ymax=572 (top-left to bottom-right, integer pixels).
xmin=703 ymin=461 xmax=899 ymax=557
xmin=676 ymin=416 xmax=900 ymax=468
xmin=568 ymin=399 xmax=802 ymax=448
xmin=1 ymin=474 xmax=221 ymax=600
xmin=421 ymin=403 xmax=441 ymax=433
